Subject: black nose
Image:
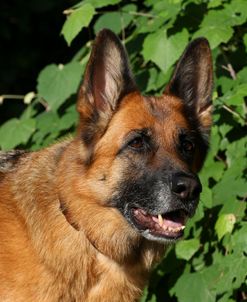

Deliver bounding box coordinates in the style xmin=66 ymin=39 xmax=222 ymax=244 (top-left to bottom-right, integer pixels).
xmin=171 ymin=173 xmax=202 ymax=201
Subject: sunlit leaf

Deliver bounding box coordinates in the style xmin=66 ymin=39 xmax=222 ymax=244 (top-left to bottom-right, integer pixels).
xmin=61 ymin=4 xmax=95 ymax=45
xmin=215 ymin=214 xmax=236 ymax=240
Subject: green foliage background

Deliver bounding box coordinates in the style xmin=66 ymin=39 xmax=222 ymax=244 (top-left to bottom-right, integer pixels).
xmin=0 ymin=0 xmax=246 ymax=301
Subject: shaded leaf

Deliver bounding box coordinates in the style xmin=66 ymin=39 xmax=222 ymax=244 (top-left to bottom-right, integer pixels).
xmin=175 ymin=238 xmax=200 ymax=261
xmin=0 ymin=118 xmax=36 ymax=150
xmin=94 ymin=4 xmax=136 ymax=34
xmin=171 ymin=272 xmax=215 ymax=302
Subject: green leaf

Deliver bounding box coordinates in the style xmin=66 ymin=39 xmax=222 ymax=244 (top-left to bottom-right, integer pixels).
xmin=208 ymin=0 xmax=223 ymax=8
xmin=171 ymin=272 xmax=215 ymax=302
xmin=193 ymin=10 xmax=233 ymax=48
xmin=142 ymin=29 xmax=189 ymax=72
xmin=61 ymin=4 xmax=95 ymax=46
xmin=37 ymin=62 xmax=83 ymax=111
xmin=212 ymin=252 xmax=247 ymax=293
xmin=94 ymin=4 xmax=136 ymax=34
xmin=73 ymin=0 xmax=120 ymax=9
xmin=215 ymin=214 xmax=236 ymax=240
xmin=58 ymin=105 xmax=77 ymax=131
xmin=223 ymin=0 xmax=247 ymax=27
xmin=145 ymin=68 xmax=171 ymax=92
xmin=0 ymin=118 xmax=36 ymax=150
xmin=200 ymin=186 xmax=213 ymax=208
xmin=212 ymin=166 xmax=247 ymax=205
xmin=231 ymin=222 xmax=247 ymax=253
xmin=244 ymin=33 xmax=247 ymax=50
xmin=36 ymin=111 xmax=60 ymax=134
xmin=208 ymin=126 xmax=221 ymax=157
xmin=201 ymin=157 xmax=225 ymax=183
xmin=151 ymin=0 xmax=181 ymax=21
xmin=135 ymin=17 xmax=165 ymax=34
xmin=140 ymin=287 xmax=148 ymax=302
xmin=237 ymin=66 xmax=247 ymax=83
xmin=217 ymin=76 xmax=235 ymax=93
xmin=226 ymin=138 xmax=247 ymax=168
xmin=175 ymin=238 xmax=200 ymax=261
xmin=220 ymin=83 xmax=247 ymax=108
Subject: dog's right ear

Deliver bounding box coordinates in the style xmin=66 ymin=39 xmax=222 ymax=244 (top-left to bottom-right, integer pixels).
xmin=77 ymin=29 xmax=137 ymax=146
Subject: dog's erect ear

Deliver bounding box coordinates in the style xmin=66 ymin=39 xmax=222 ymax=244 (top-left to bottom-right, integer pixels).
xmin=166 ymin=38 xmax=213 ymax=136
xmin=77 ymin=29 xmax=137 ymax=145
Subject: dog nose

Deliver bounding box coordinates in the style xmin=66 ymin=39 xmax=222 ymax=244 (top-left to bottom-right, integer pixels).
xmin=171 ymin=173 xmax=202 ymax=201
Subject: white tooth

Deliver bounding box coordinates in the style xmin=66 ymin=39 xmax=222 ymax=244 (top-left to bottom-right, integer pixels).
xmin=158 ymin=214 xmax=163 ymax=227
xmin=162 ymin=224 xmax=168 ymax=231
xmin=168 ymin=226 xmax=173 ymax=232
xmin=181 ymin=226 xmax=186 ymax=230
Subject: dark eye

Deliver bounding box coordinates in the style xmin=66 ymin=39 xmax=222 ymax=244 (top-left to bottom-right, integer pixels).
xmin=128 ymin=136 xmax=145 ymax=150
xmin=181 ymin=139 xmax=195 ymax=153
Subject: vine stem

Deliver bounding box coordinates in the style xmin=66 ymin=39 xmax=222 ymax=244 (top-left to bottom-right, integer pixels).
xmin=0 ymin=94 xmax=25 ymax=104
xmin=220 ymin=46 xmax=237 ymax=80
xmin=125 ymin=11 xmax=158 ymax=18
xmin=63 ymin=9 xmax=73 ymax=15
xmin=222 ymin=104 xmax=246 ymax=125
xmin=0 ymin=94 xmax=50 ymax=111
xmin=221 ymin=64 xmax=237 ymax=80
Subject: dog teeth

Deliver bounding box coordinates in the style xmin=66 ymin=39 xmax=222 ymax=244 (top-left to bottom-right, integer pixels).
xmin=166 ymin=225 xmax=186 ymax=233
xmin=158 ymin=214 xmax=163 ymax=227
xmin=155 ymin=214 xmax=186 ymax=233
xmin=162 ymin=225 xmax=168 ymax=231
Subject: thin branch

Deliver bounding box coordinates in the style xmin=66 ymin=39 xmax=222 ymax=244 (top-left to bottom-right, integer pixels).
xmin=37 ymin=98 xmax=50 ymax=112
xmin=220 ymin=46 xmax=237 ymax=80
xmin=222 ymin=104 xmax=246 ymax=124
xmin=0 ymin=94 xmax=25 ymax=104
xmin=96 ymin=10 xmax=159 ymax=19
xmin=63 ymin=9 xmax=74 ymax=15
xmin=221 ymin=64 xmax=237 ymax=80
xmin=0 ymin=94 xmax=50 ymax=111
xmin=126 ymin=11 xmax=158 ymax=18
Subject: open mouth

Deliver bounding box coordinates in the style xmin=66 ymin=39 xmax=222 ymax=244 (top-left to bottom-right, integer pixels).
xmin=131 ymin=208 xmax=188 ymax=241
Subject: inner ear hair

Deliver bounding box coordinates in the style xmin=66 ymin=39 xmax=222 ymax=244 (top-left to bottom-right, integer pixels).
xmin=166 ymin=37 xmax=213 ymax=116
xmin=78 ymin=29 xmax=137 ymax=114
xmin=76 ymin=29 xmax=138 ymax=148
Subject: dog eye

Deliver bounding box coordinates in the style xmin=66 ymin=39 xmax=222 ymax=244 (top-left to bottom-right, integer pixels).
xmin=181 ymin=139 xmax=195 ymax=153
xmin=128 ymin=136 xmax=145 ymax=150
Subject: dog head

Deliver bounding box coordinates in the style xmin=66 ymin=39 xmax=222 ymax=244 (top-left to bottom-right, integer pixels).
xmin=65 ymin=29 xmax=213 ymax=247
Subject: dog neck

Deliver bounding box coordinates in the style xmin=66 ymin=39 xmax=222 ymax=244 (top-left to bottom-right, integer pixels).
xmin=59 ymin=198 xmax=80 ymax=231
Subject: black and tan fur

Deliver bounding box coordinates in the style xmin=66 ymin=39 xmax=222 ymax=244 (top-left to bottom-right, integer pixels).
xmin=0 ymin=29 xmax=213 ymax=301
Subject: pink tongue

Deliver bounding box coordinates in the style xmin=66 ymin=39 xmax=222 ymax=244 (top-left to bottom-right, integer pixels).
xmin=163 ymin=213 xmax=185 ymax=227
xmin=152 ymin=213 xmax=185 ymax=229
xmin=162 ymin=218 xmax=183 ymax=228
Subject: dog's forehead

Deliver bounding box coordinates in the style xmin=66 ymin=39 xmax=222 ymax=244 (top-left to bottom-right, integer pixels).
xmin=112 ymin=92 xmax=190 ymax=132
xmin=145 ymin=94 xmax=189 ymax=127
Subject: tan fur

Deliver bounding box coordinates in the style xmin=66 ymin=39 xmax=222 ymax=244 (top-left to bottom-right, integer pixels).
xmin=0 ymin=91 xmax=211 ymax=302
xmin=0 ymin=95 xmax=162 ymax=301
xmin=0 ymin=30 xmax=213 ymax=301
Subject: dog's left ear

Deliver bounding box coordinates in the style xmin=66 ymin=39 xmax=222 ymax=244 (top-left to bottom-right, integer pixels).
xmin=77 ymin=29 xmax=137 ymax=145
xmin=166 ymin=38 xmax=213 ymax=137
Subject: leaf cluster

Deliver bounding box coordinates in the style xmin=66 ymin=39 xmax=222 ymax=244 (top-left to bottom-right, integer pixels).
xmin=0 ymin=0 xmax=246 ymax=301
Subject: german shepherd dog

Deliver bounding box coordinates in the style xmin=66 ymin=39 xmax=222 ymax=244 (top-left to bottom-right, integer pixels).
xmin=0 ymin=29 xmax=213 ymax=301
